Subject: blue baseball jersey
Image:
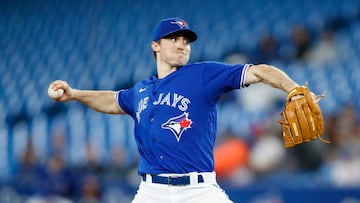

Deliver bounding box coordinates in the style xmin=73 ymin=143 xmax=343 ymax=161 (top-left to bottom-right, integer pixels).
xmin=116 ymin=61 xmax=251 ymax=175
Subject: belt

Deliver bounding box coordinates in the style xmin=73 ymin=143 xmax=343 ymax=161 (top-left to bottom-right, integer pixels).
xmin=141 ymin=174 xmax=204 ymax=186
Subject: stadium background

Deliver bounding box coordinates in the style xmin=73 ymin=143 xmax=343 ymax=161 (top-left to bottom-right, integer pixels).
xmin=1 ymin=0 xmax=360 ymax=202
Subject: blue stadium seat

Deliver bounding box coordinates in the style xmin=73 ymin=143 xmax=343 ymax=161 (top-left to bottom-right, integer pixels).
xmin=0 ymin=125 xmax=9 ymax=177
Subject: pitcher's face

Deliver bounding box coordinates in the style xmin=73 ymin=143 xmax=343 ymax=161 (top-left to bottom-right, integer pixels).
xmin=153 ymin=35 xmax=191 ymax=67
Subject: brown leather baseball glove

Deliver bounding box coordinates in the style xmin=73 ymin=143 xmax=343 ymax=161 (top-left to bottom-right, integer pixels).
xmin=279 ymin=86 xmax=329 ymax=148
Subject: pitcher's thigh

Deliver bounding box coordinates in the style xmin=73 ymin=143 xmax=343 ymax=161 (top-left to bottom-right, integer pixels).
xmin=183 ymin=184 xmax=234 ymax=203
xmin=131 ymin=182 xmax=169 ymax=203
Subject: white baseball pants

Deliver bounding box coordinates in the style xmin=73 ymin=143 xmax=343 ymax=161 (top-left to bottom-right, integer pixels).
xmin=131 ymin=171 xmax=233 ymax=203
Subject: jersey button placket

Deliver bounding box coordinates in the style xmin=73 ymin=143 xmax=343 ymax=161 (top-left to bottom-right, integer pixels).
xmin=149 ymin=110 xmax=163 ymax=161
xmin=149 ymin=81 xmax=163 ymax=160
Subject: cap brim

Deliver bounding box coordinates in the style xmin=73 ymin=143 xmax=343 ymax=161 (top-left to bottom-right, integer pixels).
xmin=162 ymin=29 xmax=197 ymax=42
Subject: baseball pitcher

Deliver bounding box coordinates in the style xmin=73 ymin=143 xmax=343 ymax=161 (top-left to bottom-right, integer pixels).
xmin=49 ymin=17 xmax=326 ymax=202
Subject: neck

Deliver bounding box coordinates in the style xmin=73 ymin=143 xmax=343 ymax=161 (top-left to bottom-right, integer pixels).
xmin=156 ymin=61 xmax=178 ymax=79
xmin=157 ymin=67 xmax=177 ymax=79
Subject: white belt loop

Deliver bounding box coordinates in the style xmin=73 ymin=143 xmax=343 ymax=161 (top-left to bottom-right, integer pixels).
xmin=188 ymin=172 xmax=198 ymax=185
xmin=145 ymin=174 xmax=152 ymax=183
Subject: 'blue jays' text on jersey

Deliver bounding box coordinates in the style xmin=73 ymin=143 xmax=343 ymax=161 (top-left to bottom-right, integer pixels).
xmin=116 ymin=61 xmax=251 ymax=175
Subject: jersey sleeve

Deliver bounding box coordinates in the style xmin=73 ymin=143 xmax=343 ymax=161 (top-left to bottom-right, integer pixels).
xmin=202 ymin=62 xmax=251 ymax=101
xmin=115 ymin=88 xmax=135 ymax=116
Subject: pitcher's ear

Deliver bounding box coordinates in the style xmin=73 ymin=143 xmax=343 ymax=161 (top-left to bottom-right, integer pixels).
xmin=151 ymin=41 xmax=160 ymax=52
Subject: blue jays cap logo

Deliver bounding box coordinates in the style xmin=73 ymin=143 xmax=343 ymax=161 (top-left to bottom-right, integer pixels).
xmin=170 ymin=20 xmax=188 ymax=29
xmin=161 ymin=112 xmax=192 ymax=142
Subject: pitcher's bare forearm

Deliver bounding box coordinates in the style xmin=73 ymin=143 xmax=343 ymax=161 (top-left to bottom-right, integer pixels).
xmin=245 ymin=64 xmax=299 ymax=93
xmin=71 ymin=89 xmax=125 ymax=114
xmin=49 ymin=80 xmax=125 ymax=114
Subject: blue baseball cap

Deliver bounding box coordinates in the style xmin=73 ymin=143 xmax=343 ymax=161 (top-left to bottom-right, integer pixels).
xmin=152 ymin=17 xmax=197 ymax=42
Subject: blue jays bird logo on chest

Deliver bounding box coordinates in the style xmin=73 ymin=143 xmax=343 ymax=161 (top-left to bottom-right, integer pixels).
xmin=161 ymin=112 xmax=193 ymax=142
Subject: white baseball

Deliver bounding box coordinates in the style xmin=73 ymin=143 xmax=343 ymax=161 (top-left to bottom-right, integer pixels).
xmin=48 ymin=86 xmax=64 ymax=99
